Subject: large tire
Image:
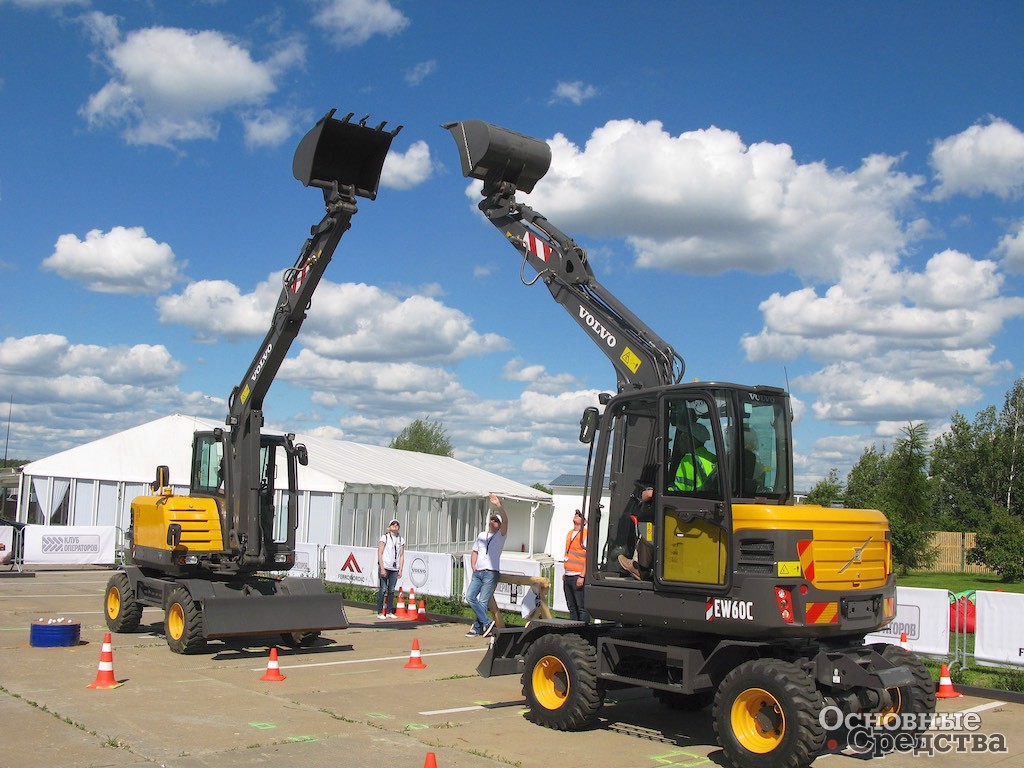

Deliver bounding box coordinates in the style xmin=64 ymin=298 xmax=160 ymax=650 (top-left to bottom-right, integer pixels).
xmin=104 ymin=572 xmax=143 ymax=633
xmin=872 ymin=645 xmax=937 ymax=749
xmin=280 ymin=631 xmax=321 ymax=648
xmin=522 ymin=633 xmax=603 ymax=730
xmin=713 ymin=658 xmax=825 ymax=768
xmin=165 ymin=587 xmax=205 ymax=655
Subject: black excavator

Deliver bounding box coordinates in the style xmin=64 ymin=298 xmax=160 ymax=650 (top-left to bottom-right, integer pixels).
xmin=103 ymin=110 xmax=400 ymax=654
xmin=444 ymin=120 xmax=935 ymax=768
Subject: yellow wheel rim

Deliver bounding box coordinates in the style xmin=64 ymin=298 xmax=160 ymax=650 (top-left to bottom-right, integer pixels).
xmin=731 ymin=687 xmax=786 ymax=754
xmin=878 ymin=687 xmax=903 ymax=727
xmin=532 ymin=654 xmax=570 ymax=710
xmin=106 ymin=587 xmax=121 ymax=620
xmin=167 ymin=602 xmax=185 ymax=641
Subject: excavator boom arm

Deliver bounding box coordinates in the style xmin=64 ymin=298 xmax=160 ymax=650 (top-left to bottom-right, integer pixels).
xmin=445 ymin=120 xmax=683 ymax=390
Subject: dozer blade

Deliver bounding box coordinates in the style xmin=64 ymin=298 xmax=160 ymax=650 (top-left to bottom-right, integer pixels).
xmin=293 ymin=109 xmax=401 ymax=199
xmin=443 ymin=119 xmax=551 ymax=194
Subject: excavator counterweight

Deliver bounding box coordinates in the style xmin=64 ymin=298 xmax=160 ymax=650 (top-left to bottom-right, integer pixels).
xmin=294 ymin=109 xmax=401 ymax=198
xmin=444 ymin=120 xmax=550 ymax=194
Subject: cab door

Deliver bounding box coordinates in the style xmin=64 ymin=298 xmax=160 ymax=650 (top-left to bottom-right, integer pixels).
xmin=655 ymin=392 xmax=733 ymax=591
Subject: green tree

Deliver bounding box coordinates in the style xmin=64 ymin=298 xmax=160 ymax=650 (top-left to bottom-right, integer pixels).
xmin=969 ymin=504 xmax=1024 ymax=581
xmin=389 ymin=418 xmax=454 ymax=457
xmin=997 ymin=377 xmax=1024 ymax=517
xmin=931 ymin=408 xmax=999 ymax=531
xmin=877 ymin=422 xmax=937 ymax=574
xmin=805 ymin=468 xmax=843 ymax=506
xmin=844 ymin=445 xmax=886 ymax=510
xmin=531 ymin=482 xmax=552 ymax=494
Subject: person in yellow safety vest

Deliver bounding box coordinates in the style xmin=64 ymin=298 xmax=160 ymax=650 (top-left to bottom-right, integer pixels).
xmin=563 ymin=510 xmax=590 ymax=622
xmin=672 ymin=423 xmax=716 ymax=492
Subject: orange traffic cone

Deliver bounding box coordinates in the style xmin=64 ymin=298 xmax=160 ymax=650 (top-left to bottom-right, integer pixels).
xmin=404 ymin=638 xmax=427 ymax=669
xmin=408 ymin=587 xmax=416 ymax=615
xmin=424 ymin=752 xmax=438 ymax=768
xmin=935 ymin=663 xmax=961 ymax=698
xmin=395 ymin=588 xmax=407 ymax=618
xmin=416 ymin=599 xmax=429 ymax=622
xmin=260 ymin=647 xmax=287 ymax=682
xmin=899 ymin=631 xmax=909 ymax=650
xmin=87 ymin=632 xmax=123 ymax=689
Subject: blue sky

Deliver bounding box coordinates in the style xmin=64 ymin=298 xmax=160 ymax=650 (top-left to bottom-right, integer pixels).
xmin=1 ymin=0 xmax=1022 ymax=491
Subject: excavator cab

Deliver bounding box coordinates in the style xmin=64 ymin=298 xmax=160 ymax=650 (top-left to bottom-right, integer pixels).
xmin=293 ymin=109 xmax=399 ymax=198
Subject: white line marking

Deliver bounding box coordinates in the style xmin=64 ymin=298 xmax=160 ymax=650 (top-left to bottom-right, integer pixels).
xmin=249 ymin=647 xmax=481 ymax=671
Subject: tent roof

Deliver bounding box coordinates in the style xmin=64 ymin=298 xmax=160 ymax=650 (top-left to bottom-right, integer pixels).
xmin=21 ymin=414 xmax=549 ymax=502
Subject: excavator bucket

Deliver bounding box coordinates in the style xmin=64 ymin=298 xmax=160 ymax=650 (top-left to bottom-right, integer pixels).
xmin=293 ymin=109 xmax=401 ymax=199
xmin=443 ymin=120 xmax=551 ymax=194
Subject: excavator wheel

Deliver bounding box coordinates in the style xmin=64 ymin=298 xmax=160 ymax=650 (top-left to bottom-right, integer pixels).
xmin=165 ymin=587 xmax=205 ymax=655
xmin=870 ymin=644 xmax=937 ymax=750
xmin=713 ymin=658 xmax=824 ymax=768
xmin=522 ymin=633 xmax=603 ymax=731
xmin=280 ymin=631 xmax=321 ymax=648
xmin=104 ymin=571 xmax=143 ymax=633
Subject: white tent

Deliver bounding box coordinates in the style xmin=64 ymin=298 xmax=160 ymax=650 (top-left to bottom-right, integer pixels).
xmin=17 ymin=414 xmax=552 ymax=556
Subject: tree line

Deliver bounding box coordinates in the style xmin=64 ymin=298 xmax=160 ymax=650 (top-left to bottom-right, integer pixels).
xmin=805 ymin=376 xmax=1024 ymax=579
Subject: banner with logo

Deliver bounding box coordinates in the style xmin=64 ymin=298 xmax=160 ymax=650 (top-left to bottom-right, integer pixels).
xmin=974 ymin=590 xmax=1024 ymax=668
xmin=23 ymin=525 xmax=117 ymax=564
xmin=864 ymin=586 xmax=950 ymax=657
xmin=324 ymin=545 xmax=454 ymax=597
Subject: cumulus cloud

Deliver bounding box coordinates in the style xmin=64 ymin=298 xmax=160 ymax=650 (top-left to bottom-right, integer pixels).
xmin=79 ymin=14 xmax=302 ymax=147
xmin=550 ymin=80 xmax=598 ymax=106
xmin=42 ymin=226 xmax=186 ymax=294
xmin=930 ymin=117 xmax=1024 ymax=200
xmin=312 ymin=0 xmax=409 ymax=47
xmin=381 ymin=140 xmax=433 ymax=189
xmin=996 ymin=220 xmax=1024 ymax=273
xmin=522 ymin=119 xmax=926 ymax=281
xmin=241 ymin=107 xmax=296 ymax=148
xmin=157 ymin=275 xmax=508 ymax=361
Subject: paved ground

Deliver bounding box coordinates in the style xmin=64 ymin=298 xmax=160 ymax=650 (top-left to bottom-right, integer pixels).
xmin=1 ymin=567 xmax=1021 ymax=768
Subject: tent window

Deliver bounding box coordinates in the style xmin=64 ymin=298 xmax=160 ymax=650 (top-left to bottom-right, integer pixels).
xmin=72 ymin=479 xmax=95 ymax=526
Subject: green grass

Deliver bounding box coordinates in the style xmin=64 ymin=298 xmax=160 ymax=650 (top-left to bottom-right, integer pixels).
xmin=896 ymin=571 xmax=1024 ymax=594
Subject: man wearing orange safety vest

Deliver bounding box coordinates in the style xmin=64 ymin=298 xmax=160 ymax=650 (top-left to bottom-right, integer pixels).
xmin=563 ymin=510 xmax=590 ymax=622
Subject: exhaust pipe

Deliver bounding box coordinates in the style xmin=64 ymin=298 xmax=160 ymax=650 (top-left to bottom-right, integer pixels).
xmin=293 ymin=109 xmax=402 ymax=199
xmin=443 ymin=120 xmax=551 ymax=194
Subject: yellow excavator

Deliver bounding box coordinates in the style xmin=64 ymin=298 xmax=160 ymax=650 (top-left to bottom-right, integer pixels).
xmin=103 ymin=110 xmax=400 ymax=654
xmin=444 ymin=120 xmax=935 ymax=768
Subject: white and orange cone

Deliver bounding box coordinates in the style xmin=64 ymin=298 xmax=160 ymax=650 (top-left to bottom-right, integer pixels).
xmin=416 ymin=599 xmax=429 ymax=622
xmin=395 ymin=588 xmax=407 ymax=618
xmin=260 ymin=647 xmax=287 ymax=682
xmin=899 ymin=631 xmax=909 ymax=650
xmin=408 ymin=587 xmax=416 ymax=616
xmin=87 ymin=632 xmax=123 ymax=689
xmin=404 ymin=638 xmax=427 ymax=669
xmin=935 ymin=663 xmax=961 ymax=698
xmin=423 ymin=752 xmax=438 ymax=768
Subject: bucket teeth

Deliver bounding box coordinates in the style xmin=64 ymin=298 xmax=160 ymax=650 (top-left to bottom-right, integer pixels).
xmin=293 ymin=109 xmax=402 ymax=199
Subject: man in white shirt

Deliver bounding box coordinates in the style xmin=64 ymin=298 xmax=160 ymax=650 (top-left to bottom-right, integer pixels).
xmin=376 ymin=519 xmax=405 ymax=619
xmin=465 ymin=493 xmax=508 ymax=637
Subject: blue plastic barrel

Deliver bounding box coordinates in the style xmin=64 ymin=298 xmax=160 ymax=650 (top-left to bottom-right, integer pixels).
xmin=29 ymin=618 xmax=81 ymax=647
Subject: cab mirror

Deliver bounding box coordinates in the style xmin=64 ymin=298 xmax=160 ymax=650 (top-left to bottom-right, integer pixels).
xmin=579 ymin=407 xmax=599 ymax=444
xmin=296 ymin=444 xmax=309 ymax=466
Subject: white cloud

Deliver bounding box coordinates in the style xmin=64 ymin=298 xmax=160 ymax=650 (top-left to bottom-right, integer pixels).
xmin=930 ymin=117 xmax=1024 ymax=200
xmin=312 ymin=0 xmax=409 ymax=47
xmin=405 ymin=60 xmax=437 ymax=86
xmin=42 ymin=226 xmax=186 ymax=294
xmin=157 ymin=275 xmax=509 ymax=361
xmin=526 ymin=120 xmax=925 ymax=281
xmin=80 ymin=16 xmax=302 ymax=147
xmin=550 ymin=80 xmax=598 ymax=106
xmin=381 ymin=140 xmax=433 ymax=190
xmin=996 ymin=220 xmax=1024 ymax=273
xmin=242 ymin=107 xmax=296 ymax=149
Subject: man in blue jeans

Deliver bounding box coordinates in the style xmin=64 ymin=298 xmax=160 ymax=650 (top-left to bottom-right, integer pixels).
xmin=466 ymin=493 xmax=508 ymax=637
